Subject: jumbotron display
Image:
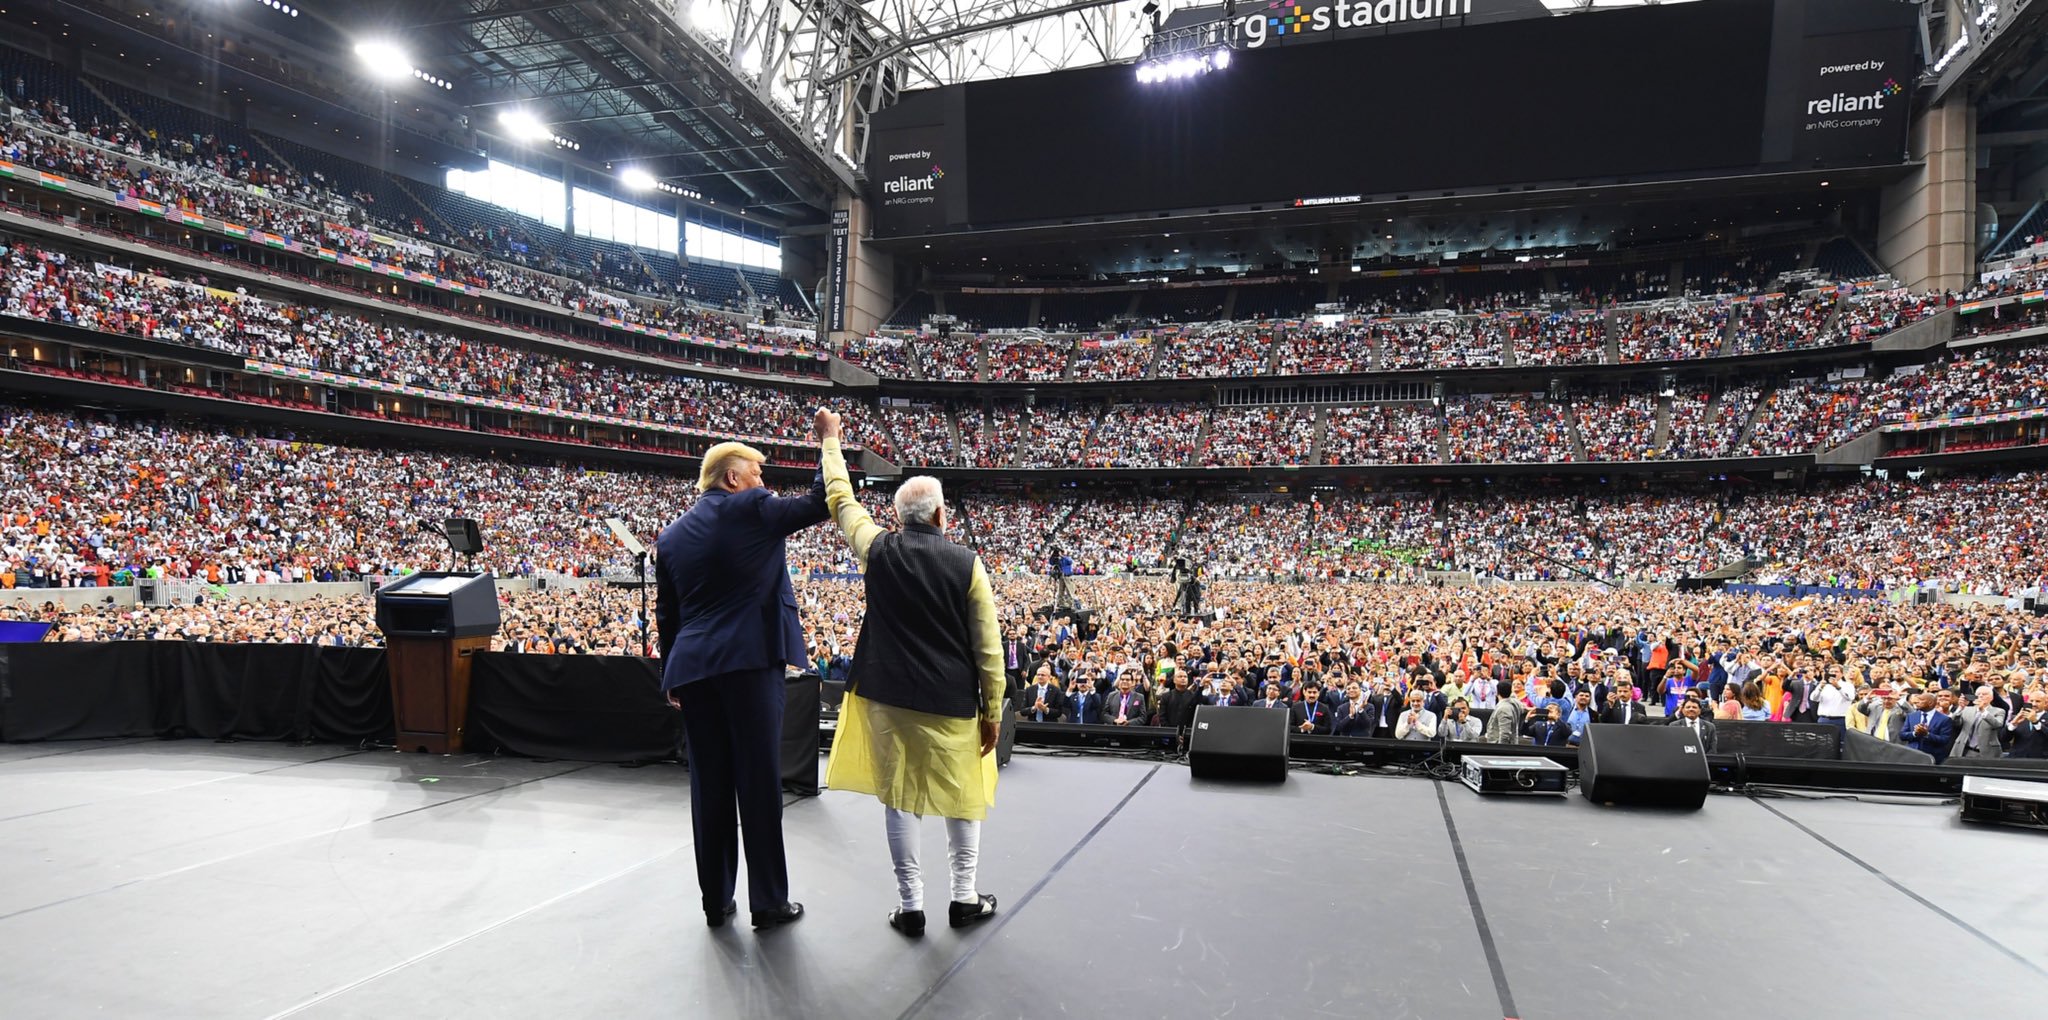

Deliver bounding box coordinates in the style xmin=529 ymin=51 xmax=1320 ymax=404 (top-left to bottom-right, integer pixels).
xmin=868 ymin=0 xmax=1917 ymax=235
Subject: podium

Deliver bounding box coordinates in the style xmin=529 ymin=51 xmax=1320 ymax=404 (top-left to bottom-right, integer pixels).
xmin=375 ymin=572 xmax=502 ymax=753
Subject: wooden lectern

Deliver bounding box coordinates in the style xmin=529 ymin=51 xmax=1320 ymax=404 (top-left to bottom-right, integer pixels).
xmin=374 ymin=572 xmax=501 ymax=753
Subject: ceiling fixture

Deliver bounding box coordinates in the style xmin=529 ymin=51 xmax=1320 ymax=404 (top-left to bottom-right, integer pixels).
xmin=1135 ymin=47 xmax=1233 ymax=84
xmin=620 ymin=167 xmax=658 ymax=191
xmin=353 ymin=41 xmax=412 ymax=82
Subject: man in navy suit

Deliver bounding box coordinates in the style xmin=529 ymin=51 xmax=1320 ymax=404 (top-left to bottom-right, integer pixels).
xmin=1065 ymin=671 xmax=1102 ymax=724
xmin=657 ymin=439 xmax=828 ymax=931
xmin=1897 ymin=692 xmax=1956 ymax=763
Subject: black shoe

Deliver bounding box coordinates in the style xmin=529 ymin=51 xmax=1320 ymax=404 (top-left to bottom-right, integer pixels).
xmin=705 ymin=901 xmax=738 ymax=928
xmin=887 ymin=909 xmax=926 ymax=937
xmin=751 ymin=902 xmax=805 ymax=930
xmin=948 ymin=893 xmax=997 ymax=929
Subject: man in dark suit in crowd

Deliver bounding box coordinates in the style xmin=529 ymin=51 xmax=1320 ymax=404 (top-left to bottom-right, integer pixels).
xmin=1158 ymin=670 xmax=1206 ymax=731
xmin=1020 ymin=662 xmax=1066 ymax=723
xmin=1204 ymin=671 xmax=1245 ymax=708
xmin=1664 ymin=694 xmax=1717 ymax=752
xmin=1366 ymin=680 xmax=1404 ymax=739
xmin=1106 ymin=673 xmax=1150 ymax=726
xmin=1290 ymin=680 xmax=1333 ymax=735
xmin=656 ymin=439 xmax=827 ymax=930
xmin=1065 ymin=670 xmax=1102 ymax=725
xmin=2008 ymin=692 xmax=2048 ymax=758
xmin=1899 ymin=692 xmax=1957 ymax=762
xmin=1599 ymin=685 xmax=1650 ymax=726
xmin=1522 ymin=703 xmax=1571 ymax=747
xmin=1002 ymin=623 xmax=1034 ymax=697
xmin=1254 ymin=681 xmax=1288 ymax=711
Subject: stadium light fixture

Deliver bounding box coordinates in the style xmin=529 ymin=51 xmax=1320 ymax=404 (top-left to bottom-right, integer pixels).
xmin=1212 ymin=47 xmax=1231 ymax=69
xmin=498 ymin=109 xmax=555 ymax=142
xmin=619 ymin=167 xmax=658 ymax=191
xmin=353 ymin=41 xmax=412 ymax=82
xmin=740 ymin=45 xmax=763 ymax=75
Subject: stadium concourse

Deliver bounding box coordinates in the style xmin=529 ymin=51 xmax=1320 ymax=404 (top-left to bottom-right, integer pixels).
xmin=6 ymin=0 xmax=2048 ymax=1015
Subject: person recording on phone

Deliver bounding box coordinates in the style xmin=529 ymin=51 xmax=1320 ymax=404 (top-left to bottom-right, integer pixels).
xmin=1065 ymin=669 xmax=1102 ymax=725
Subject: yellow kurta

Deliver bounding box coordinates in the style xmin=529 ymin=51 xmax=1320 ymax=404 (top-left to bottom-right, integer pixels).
xmin=818 ymin=437 xmax=1004 ymax=820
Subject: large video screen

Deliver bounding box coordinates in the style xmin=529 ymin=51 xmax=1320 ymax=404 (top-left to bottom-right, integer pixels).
xmin=866 ymin=0 xmax=1917 ymax=236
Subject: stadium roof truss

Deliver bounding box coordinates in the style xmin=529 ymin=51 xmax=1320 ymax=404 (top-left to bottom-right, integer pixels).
xmin=414 ymin=0 xmax=1692 ymax=209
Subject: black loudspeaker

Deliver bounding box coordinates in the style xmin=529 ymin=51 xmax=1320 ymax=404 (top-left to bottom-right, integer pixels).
xmin=997 ymin=698 xmax=1017 ymax=768
xmin=1579 ymin=723 xmax=1709 ymax=809
xmin=1187 ymin=705 xmax=1288 ymax=783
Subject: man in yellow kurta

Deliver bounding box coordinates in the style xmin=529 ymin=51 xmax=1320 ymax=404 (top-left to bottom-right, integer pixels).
xmin=814 ymin=409 xmax=1004 ymax=938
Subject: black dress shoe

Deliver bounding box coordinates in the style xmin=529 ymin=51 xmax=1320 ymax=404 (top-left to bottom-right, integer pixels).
xmin=887 ymin=909 xmax=926 ymax=937
xmin=948 ymin=893 xmax=997 ymax=929
xmin=751 ymin=902 xmax=805 ymax=930
xmin=705 ymin=901 xmax=737 ymax=928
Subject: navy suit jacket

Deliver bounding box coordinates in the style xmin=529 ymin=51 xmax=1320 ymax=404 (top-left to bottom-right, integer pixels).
xmin=1067 ymin=691 xmax=1102 ymax=725
xmin=654 ymin=480 xmax=829 ymax=692
xmin=1899 ymin=709 xmax=1956 ymax=760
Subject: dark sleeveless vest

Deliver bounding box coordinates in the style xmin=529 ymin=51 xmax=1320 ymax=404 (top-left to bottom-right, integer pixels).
xmin=848 ymin=522 xmax=982 ymax=719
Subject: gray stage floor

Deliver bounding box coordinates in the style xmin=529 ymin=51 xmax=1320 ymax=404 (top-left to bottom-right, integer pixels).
xmin=0 ymin=739 xmax=2044 ymax=1019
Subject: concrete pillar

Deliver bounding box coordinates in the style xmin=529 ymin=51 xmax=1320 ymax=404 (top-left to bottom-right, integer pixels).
xmin=1878 ymin=96 xmax=1976 ymax=294
xmin=832 ymin=194 xmax=897 ymax=342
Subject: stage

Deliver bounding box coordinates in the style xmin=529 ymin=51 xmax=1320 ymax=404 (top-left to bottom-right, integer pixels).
xmin=0 ymin=740 xmax=2043 ymax=1019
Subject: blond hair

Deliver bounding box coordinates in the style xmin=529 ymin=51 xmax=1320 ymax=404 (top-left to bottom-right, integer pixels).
xmin=698 ymin=441 xmax=766 ymax=492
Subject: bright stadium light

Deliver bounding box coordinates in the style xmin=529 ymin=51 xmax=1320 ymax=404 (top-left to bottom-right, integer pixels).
xmin=497 ymin=109 xmax=553 ymax=141
xmin=1212 ymin=47 xmax=1232 ymax=69
xmin=353 ymin=40 xmax=412 ymax=82
xmin=619 ymin=167 xmax=658 ymax=191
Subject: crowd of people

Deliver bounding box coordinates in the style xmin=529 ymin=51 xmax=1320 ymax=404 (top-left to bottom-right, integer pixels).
xmin=957 ymin=580 xmax=2048 ymax=762
xmin=1663 ymin=386 xmax=1759 ymax=460
xmin=1067 ymin=336 xmax=1156 ymax=381
xmin=843 ymin=281 xmax=1953 ymax=386
xmin=34 ymin=567 xmax=2046 ymax=766
xmin=1509 ymin=311 xmax=1606 ymax=366
xmin=1616 ymin=302 xmax=1728 ymax=362
xmin=1320 ymin=404 xmax=1443 ymax=465
xmin=0 ymin=404 xmax=690 ymax=588
xmin=1204 ymin=406 xmax=1316 ymax=467
xmin=0 ymin=110 xmax=790 ymax=351
xmin=1443 ymin=397 xmax=1574 ymax=463
xmin=0 ymin=240 xmax=840 ymax=448
xmin=1572 ymin=393 xmax=1660 ymax=461
xmin=986 ymin=337 xmax=1072 ymax=382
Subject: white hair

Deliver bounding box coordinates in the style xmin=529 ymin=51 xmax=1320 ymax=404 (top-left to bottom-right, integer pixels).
xmin=894 ymin=476 xmax=945 ymax=526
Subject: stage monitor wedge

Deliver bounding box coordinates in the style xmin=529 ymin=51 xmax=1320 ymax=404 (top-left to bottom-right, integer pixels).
xmin=1188 ymin=705 xmax=1288 ymax=783
xmin=1579 ymin=723 xmax=1709 ymax=809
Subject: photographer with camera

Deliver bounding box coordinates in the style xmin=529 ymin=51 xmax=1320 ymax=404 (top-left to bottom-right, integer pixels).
xmin=1440 ymin=697 xmax=1482 ymax=741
